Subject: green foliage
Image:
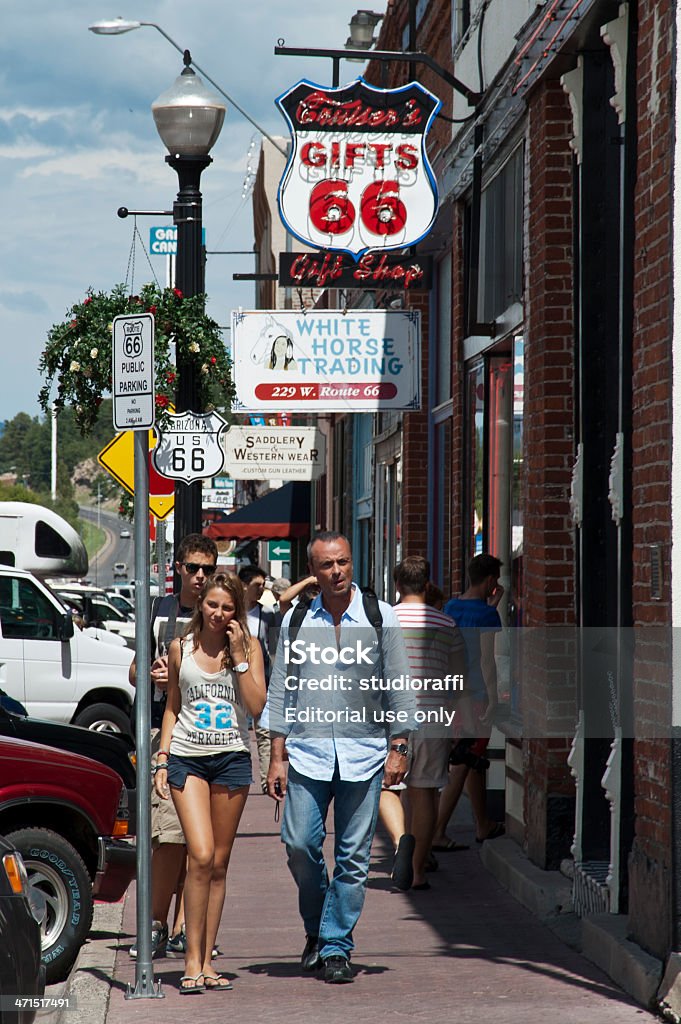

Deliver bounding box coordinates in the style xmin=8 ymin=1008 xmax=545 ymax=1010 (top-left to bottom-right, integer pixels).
xmin=0 ymin=401 xmax=116 ymax=495
xmin=0 ymin=481 xmax=80 ymax=533
xmin=39 ymin=283 xmax=234 ymax=434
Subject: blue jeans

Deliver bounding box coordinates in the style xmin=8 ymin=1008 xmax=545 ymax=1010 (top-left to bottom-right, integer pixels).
xmin=281 ymin=762 xmax=383 ymax=960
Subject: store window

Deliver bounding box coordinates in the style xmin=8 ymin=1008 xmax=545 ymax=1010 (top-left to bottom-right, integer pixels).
xmin=464 ymin=353 xmax=514 ymax=579
xmin=510 ymin=336 xmax=524 ymax=628
xmin=375 ymin=457 xmax=402 ymax=602
xmin=477 ymin=146 xmax=523 ymax=324
xmin=465 ymin=362 xmax=485 ymax=565
xmin=487 ymin=356 xmax=513 ymax=567
xmin=452 ymin=0 xmax=471 ymax=48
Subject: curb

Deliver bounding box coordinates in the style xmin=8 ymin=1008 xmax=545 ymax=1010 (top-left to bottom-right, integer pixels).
xmin=53 ymin=900 xmax=125 ymax=1024
xmin=481 ymin=835 xmax=664 ymax=1010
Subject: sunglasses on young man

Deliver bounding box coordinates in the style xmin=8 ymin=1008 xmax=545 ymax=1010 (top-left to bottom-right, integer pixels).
xmin=181 ymin=562 xmax=217 ymax=575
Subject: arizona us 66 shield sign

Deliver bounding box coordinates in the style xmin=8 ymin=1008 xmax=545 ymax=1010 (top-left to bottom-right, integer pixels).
xmin=152 ymin=410 xmax=228 ymax=483
xmin=231 ymin=309 xmax=421 ymax=412
xmin=276 ymin=78 xmax=441 ymax=258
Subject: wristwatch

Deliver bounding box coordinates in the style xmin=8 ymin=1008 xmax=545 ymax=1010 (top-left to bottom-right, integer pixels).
xmin=390 ymin=742 xmax=409 ymax=756
xmin=233 ymin=662 xmax=250 ymax=674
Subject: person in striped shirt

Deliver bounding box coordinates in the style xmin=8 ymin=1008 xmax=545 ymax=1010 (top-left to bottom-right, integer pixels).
xmin=393 ymin=557 xmax=466 ymax=889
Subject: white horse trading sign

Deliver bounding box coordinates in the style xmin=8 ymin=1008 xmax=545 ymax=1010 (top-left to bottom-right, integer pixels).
xmin=152 ymin=410 xmax=227 ymax=484
xmin=276 ymin=78 xmax=441 ymax=258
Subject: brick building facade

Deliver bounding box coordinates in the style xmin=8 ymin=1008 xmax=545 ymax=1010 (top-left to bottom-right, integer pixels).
xmin=315 ymin=0 xmax=677 ymax=1000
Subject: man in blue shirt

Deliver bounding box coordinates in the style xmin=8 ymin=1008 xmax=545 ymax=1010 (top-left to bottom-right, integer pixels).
xmin=432 ymin=553 xmax=505 ymax=849
xmin=265 ymin=531 xmax=414 ymax=984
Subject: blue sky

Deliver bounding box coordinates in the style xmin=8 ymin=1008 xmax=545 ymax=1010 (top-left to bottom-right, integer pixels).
xmin=0 ymin=1 xmax=379 ymax=422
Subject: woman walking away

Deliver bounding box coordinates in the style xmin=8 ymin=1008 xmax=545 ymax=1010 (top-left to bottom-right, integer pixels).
xmin=154 ymin=573 xmax=266 ymax=994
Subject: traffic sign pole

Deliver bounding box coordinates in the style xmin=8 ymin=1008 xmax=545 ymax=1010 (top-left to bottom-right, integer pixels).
xmin=127 ymin=430 xmax=163 ymax=1000
xmin=110 ymin=308 xmax=164 ymax=999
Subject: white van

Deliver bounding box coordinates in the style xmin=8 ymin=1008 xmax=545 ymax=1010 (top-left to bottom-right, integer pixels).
xmin=0 ymin=502 xmax=88 ymax=579
xmin=0 ymin=565 xmax=135 ymax=734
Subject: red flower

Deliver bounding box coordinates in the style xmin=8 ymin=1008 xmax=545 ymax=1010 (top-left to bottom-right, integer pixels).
xmin=173 ymin=288 xmax=183 ymax=299
xmin=155 ymin=394 xmax=170 ymax=408
xmin=69 ymin=319 xmax=78 ymax=328
xmin=210 ymin=356 xmax=217 ymax=365
xmin=118 ymin=505 xmax=125 ymax=515
xmin=95 ymin=397 xmax=103 ymax=406
xmin=166 ymin=371 xmax=176 ymax=384
xmin=148 ymin=305 xmax=157 ymax=314
xmin=83 ymin=297 xmax=92 ymax=305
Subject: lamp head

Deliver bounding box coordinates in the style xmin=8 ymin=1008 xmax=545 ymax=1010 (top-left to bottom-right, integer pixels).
xmin=151 ymin=53 xmax=226 ymax=157
xmin=347 ymin=10 xmax=384 ymax=49
xmin=88 ymin=18 xmax=142 ymax=35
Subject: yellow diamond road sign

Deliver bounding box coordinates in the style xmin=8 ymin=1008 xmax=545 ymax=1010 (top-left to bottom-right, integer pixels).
xmin=98 ymin=428 xmax=175 ymax=521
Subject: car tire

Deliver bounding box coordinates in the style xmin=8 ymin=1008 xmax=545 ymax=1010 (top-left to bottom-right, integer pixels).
xmin=5 ymin=828 xmax=94 ymax=984
xmin=73 ymin=702 xmax=132 ymax=735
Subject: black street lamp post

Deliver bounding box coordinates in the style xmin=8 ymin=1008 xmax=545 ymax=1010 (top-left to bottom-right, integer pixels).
xmin=152 ymin=51 xmax=225 ymax=541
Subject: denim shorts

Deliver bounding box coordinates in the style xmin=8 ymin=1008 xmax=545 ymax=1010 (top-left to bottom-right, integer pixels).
xmin=167 ymin=750 xmax=253 ymax=790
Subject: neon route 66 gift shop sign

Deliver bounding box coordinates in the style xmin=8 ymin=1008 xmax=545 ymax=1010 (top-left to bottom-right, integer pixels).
xmin=276 ymin=78 xmax=441 ymax=258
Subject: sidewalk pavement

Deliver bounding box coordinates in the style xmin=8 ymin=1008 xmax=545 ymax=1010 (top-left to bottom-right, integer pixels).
xmin=60 ymin=784 xmax=659 ymax=1024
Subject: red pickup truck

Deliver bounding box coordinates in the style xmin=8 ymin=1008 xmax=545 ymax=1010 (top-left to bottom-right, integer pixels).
xmin=0 ymin=736 xmax=135 ymax=982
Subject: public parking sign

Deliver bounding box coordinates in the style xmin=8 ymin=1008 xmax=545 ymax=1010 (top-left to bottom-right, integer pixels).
xmin=112 ymin=313 xmax=155 ymax=431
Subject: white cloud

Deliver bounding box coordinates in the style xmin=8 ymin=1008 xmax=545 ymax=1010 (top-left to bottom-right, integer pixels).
xmin=0 ymin=0 xmax=382 ymax=420
xmin=0 ymin=140 xmax=56 ymax=160
xmin=21 ymin=147 xmax=170 ymax=185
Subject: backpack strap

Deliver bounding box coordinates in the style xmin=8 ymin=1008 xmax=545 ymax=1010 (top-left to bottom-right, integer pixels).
xmin=361 ymin=588 xmax=383 ymax=641
xmin=288 ymin=595 xmax=312 ymax=644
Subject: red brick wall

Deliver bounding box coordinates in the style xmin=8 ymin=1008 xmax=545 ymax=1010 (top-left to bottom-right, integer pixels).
xmin=523 ymin=80 xmax=576 ymax=629
xmin=522 ymin=79 xmax=577 ymax=868
xmin=627 ymin=0 xmax=674 ymax=960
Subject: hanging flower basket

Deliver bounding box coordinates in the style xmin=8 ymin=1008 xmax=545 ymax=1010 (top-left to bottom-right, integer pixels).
xmin=39 ymin=283 xmax=234 ymax=433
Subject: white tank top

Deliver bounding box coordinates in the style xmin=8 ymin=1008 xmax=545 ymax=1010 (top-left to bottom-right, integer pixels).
xmin=170 ymin=638 xmax=250 ymax=757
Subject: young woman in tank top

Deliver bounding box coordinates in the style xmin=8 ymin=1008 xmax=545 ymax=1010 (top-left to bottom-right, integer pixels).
xmin=154 ymin=573 xmax=266 ymax=993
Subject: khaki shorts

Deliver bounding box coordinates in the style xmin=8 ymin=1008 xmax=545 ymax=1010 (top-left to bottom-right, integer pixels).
xmin=407 ymin=727 xmax=453 ymax=789
xmin=150 ymin=730 xmax=185 ymax=847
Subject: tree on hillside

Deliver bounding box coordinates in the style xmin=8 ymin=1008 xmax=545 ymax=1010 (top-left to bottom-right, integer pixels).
xmin=0 ymin=482 xmax=79 ymax=532
xmin=0 ymin=401 xmax=115 ymax=496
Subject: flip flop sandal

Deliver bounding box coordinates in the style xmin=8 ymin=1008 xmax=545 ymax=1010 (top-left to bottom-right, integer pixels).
xmin=475 ymin=822 xmax=505 ymax=843
xmin=203 ymin=973 xmax=233 ymax=992
xmin=179 ymin=973 xmax=205 ymax=995
xmin=431 ymin=838 xmax=470 ymax=852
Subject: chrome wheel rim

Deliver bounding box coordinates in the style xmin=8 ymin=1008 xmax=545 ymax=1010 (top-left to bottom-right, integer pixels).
xmin=23 ymin=860 xmax=70 ymax=952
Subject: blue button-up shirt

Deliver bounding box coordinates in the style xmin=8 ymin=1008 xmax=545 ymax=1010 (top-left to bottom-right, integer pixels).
xmin=261 ymin=584 xmax=415 ymax=781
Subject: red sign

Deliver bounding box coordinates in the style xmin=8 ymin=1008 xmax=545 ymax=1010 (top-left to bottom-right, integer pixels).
xmin=279 ymin=250 xmax=432 ymax=290
xmin=276 ymin=79 xmax=441 ymax=258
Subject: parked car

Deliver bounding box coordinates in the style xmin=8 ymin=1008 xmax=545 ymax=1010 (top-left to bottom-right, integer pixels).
xmin=0 ymin=565 xmax=134 ymax=735
xmin=0 ymin=694 xmax=137 ymax=833
xmin=106 ymin=592 xmax=135 ymax=619
xmin=113 ymin=562 xmax=128 ymax=578
xmin=0 ymin=835 xmax=46 ymax=1024
xmin=0 ymin=736 xmax=135 ymax=983
xmin=119 ymin=529 xmax=131 ymax=539
xmin=49 ymin=585 xmax=135 ymax=647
